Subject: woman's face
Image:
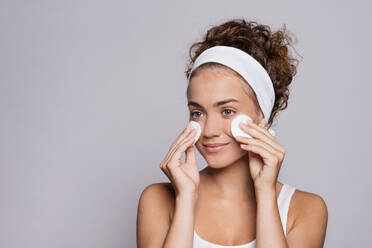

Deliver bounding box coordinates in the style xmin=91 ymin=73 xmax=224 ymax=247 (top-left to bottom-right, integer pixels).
xmin=187 ymin=66 xmax=266 ymax=168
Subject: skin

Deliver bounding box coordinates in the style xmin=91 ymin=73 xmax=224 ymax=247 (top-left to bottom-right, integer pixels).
xmin=136 ymin=66 xmax=328 ymax=248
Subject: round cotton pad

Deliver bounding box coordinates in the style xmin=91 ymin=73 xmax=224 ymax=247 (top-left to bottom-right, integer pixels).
xmin=189 ymin=121 xmax=201 ymax=145
xmin=231 ymin=114 xmax=253 ymax=139
xmin=231 ymin=114 xmax=276 ymax=138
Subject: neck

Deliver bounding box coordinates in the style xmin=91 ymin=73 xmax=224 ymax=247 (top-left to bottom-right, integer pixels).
xmin=201 ymin=155 xmax=256 ymax=201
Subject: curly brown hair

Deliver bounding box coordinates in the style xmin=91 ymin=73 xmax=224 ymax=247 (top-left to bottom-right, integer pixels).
xmin=185 ymin=18 xmax=301 ymax=128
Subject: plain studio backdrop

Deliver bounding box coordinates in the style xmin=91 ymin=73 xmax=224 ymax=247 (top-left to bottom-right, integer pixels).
xmin=1 ymin=0 xmax=371 ymax=247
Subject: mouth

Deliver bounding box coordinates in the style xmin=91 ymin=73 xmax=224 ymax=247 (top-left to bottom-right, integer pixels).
xmin=203 ymin=143 xmax=230 ymax=153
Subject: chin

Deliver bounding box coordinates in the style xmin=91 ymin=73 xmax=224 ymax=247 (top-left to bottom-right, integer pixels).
xmin=196 ymin=143 xmax=247 ymax=168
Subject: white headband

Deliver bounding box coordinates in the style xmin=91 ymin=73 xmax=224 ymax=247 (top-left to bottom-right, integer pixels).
xmin=188 ymin=45 xmax=275 ymax=126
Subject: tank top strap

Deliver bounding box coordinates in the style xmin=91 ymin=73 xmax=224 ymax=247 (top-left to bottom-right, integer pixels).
xmin=277 ymin=183 xmax=296 ymax=236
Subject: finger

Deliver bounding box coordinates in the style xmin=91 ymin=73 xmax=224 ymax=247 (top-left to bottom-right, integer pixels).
xmin=162 ymin=128 xmax=195 ymax=173
xmin=168 ymin=130 xmax=196 ymax=169
xmin=169 ymin=123 xmax=193 ymax=151
xmin=185 ymin=145 xmax=196 ymax=165
xmin=240 ymin=142 xmax=279 ymax=165
xmin=235 ymin=136 xmax=283 ymax=159
xmin=163 ymin=126 xmax=193 ymax=168
xmin=169 ymin=129 xmax=196 ymax=164
xmin=238 ymin=122 xmax=284 ymax=153
xmin=166 ymin=129 xmax=196 ymax=167
xmin=160 ymin=162 xmax=171 ymax=178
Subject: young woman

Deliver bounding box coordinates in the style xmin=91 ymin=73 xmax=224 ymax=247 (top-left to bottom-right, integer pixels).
xmin=137 ymin=19 xmax=328 ymax=248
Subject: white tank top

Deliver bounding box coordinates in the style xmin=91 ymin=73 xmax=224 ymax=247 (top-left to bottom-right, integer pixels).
xmin=193 ymin=183 xmax=296 ymax=248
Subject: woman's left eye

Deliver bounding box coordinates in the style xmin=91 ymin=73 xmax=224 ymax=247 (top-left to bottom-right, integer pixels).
xmin=223 ymin=109 xmax=235 ymax=116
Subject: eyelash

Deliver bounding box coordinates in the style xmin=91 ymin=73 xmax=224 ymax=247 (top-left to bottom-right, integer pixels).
xmin=190 ymin=109 xmax=236 ymax=119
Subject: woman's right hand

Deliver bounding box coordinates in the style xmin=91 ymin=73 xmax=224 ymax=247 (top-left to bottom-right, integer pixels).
xmin=159 ymin=123 xmax=200 ymax=197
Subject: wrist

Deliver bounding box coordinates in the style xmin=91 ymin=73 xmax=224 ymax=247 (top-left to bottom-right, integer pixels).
xmin=176 ymin=192 xmax=198 ymax=203
xmin=255 ymin=186 xmax=276 ymax=201
xmin=254 ymin=181 xmax=276 ymax=194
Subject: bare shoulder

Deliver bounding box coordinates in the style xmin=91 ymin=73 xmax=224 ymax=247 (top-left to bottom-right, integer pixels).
xmin=140 ymin=182 xmax=174 ymax=198
xmin=291 ymin=188 xmax=328 ymax=220
xmin=287 ymin=187 xmax=328 ymax=247
xmin=136 ymin=182 xmax=175 ymax=247
xmin=138 ymin=182 xmax=175 ymax=221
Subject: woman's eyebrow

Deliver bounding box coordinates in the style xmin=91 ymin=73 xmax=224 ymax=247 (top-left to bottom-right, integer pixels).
xmin=187 ymin=98 xmax=239 ymax=109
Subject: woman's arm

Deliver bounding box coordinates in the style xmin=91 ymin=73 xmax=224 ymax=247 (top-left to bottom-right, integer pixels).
xmin=255 ymin=188 xmax=289 ymax=248
xmin=255 ymin=188 xmax=328 ymax=248
xmin=162 ymin=193 xmax=198 ymax=248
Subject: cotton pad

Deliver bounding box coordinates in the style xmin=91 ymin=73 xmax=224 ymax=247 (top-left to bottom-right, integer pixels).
xmin=231 ymin=114 xmax=276 ymax=139
xmin=231 ymin=114 xmax=253 ymax=139
xmin=189 ymin=121 xmax=201 ymax=145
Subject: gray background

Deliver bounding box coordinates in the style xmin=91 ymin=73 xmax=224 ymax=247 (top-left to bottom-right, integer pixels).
xmin=1 ymin=0 xmax=371 ymax=247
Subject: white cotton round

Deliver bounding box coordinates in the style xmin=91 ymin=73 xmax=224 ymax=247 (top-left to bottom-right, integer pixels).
xmin=189 ymin=121 xmax=201 ymax=145
xmin=231 ymin=114 xmax=276 ymax=138
xmin=231 ymin=114 xmax=253 ymax=139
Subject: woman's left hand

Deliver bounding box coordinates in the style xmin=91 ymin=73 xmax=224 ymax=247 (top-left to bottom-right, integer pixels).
xmin=235 ymin=121 xmax=286 ymax=193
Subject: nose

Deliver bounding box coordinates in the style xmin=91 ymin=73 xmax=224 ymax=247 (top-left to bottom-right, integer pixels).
xmin=202 ymin=114 xmax=225 ymax=138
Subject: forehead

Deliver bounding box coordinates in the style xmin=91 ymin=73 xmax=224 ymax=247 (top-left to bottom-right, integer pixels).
xmin=187 ymin=67 xmax=254 ymax=104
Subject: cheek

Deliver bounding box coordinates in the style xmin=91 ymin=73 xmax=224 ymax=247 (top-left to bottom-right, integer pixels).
xmin=225 ymin=119 xmax=235 ymax=137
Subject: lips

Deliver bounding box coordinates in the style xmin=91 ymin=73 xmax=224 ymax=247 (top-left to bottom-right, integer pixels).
xmin=203 ymin=143 xmax=230 ymax=152
xmin=203 ymin=143 xmax=229 ymax=147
